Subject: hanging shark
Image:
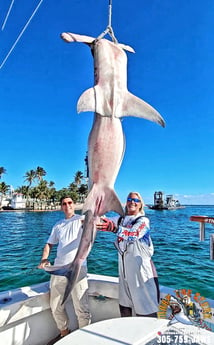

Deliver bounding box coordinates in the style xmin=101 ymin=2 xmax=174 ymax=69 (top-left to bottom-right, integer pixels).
xmin=45 ymin=32 xmax=165 ymax=304
xmin=61 ymin=32 xmax=165 ymax=213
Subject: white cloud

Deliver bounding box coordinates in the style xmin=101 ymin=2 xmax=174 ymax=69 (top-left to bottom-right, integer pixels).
xmin=177 ymin=193 xmax=214 ymax=205
xmin=144 ymin=193 xmax=214 ymax=205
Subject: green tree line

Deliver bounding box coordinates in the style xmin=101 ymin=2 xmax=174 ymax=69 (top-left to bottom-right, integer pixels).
xmin=0 ymin=166 xmax=88 ymax=206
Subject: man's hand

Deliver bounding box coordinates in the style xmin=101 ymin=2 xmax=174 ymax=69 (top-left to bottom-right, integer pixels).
xmin=38 ymin=259 xmax=50 ymax=269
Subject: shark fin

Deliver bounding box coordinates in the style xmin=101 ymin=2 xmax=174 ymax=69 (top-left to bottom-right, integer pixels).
xmin=77 ymin=87 xmax=96 ymax=113
xmin=78 ymin=88 xmax=165 ymax=127
xmin=77 ymin=85 xmax=113 ymax=116
xmin=119 ymin=91 xmax=165 ymax=127
xmin=82 ymin=184 xmax=124 ymax=217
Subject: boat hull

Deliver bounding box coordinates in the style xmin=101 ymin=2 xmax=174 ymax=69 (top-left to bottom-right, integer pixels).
xmin=0 ymin=274 xmax=213 ymax=345
xmin=148 ymin=205 xmax=185 ymax=210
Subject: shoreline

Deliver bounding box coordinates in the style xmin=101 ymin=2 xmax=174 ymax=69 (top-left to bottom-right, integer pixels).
xmin=0 ymin=203 xmax=84 ymax=212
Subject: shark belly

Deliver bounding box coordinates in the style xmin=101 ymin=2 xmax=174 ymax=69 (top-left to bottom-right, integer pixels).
xmin=83 ymin=113 xmax=124 ymax=217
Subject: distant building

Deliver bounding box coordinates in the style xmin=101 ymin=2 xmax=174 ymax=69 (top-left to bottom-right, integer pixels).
xmin=10 ymin=193 xmax=26 ymax=209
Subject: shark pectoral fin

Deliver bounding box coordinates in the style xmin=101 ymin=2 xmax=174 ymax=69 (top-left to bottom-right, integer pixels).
xmin=78 ymin=86 xmax=114 ymax=117
xmin=77 ymin=87 xmax=96 ymax=113
xmin=120 ymin=92 xmax=165 ymax=127
xmin=82 ymin=184 xmax=124 ymax=217
xmin=105 ymin=188 xmax=124 ymax=216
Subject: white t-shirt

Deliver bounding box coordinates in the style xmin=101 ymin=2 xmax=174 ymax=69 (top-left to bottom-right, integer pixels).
xmin=47 ymin=214 xmax=86 ymax=266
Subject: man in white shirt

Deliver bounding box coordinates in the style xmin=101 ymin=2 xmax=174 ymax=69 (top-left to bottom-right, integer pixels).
xmin=38 ymin=196 xmax=91 ymax=343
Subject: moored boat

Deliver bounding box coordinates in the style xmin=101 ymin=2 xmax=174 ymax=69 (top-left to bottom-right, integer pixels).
xmin=148 ymin=191 xmax=185 ymax=210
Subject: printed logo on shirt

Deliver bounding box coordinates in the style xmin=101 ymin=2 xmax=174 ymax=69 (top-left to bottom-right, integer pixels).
xmin=117 ymin=222 xmax=146 ymax=242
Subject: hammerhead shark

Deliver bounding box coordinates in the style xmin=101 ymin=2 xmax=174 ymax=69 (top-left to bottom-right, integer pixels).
xmin=44 ymin=32 xmax=165 ymax=304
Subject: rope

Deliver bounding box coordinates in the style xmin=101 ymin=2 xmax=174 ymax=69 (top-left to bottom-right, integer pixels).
xmin=1 ymin=0 xmax=15 ymax=31
xmin=96 ymin=0 xmax=118 ymax=43
xmin=0 ymin=0 xmax=44 ymax=70
xmin=108 ymin=0 xmax=113 ymax=28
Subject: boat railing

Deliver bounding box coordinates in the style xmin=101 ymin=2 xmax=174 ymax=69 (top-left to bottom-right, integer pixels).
xmin=190 ymin=215 xmax=214 ymax=260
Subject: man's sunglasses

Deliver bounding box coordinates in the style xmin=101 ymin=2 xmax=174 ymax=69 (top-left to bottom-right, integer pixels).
xmin=127 ymin=197 xmax=141 ymax=203
xmin=62 ymin=201 xmax=73 ymax=206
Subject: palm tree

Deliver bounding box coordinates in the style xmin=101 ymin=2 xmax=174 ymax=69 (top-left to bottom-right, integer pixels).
xmin=49 ymin=181 xmax=55 ymax=188
xmin=74 ymin=171 xmax=83 ymax=186
xmin=48 ymin=181 xmax=56 ymax=202
xmin=78 ymin=184 xmax=88 ymax=202
xmin=35 ymin=166 xmax=46 ymax=182
xmin=15 ymin=185 xmax=29 ymax=198
xmin=68 ymin=182 xmax=78 ymax=194
xmin=0 ymin=167 xmax=7 ymax=180
xmin=24 ymin=169 xmax=36 ymax=187
xmin=56 ymin=188 xmax=70 ymax=202
xmin=24 ymin=170 xmax=37 ymax=207
xmin=0 ymin=182 xmax=10 ymax=208
xmin=36 ymin=180 xmax=49 ymax=200
xmin=0 ymin=182 xmax=10 ymax=194
xmin=30 ymin=180 xmax=49 ymax=209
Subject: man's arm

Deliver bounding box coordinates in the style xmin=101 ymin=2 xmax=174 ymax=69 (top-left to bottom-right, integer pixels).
xmin=38 ymin=243 xmax=53 ymax=269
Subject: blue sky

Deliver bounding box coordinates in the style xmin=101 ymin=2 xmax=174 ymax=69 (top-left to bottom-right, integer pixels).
xmin=0 ymin=0 xmax=214 ymax=205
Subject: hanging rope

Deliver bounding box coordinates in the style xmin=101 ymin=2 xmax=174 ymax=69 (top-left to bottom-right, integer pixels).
xmin=96 ymin=0 xmax=118 ymax=43
xmin=1 ymin=0 xmax=15 ymax=31
xmin=0 ymin=0 xmax=44 ymax=70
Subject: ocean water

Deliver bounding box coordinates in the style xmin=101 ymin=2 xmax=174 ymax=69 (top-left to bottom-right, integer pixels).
xmin=0 ymin=206 xmax=214 ymax=301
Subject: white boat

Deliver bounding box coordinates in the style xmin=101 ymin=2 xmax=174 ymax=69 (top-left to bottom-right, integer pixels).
xmin=0 ymin=274 xmax=214 ymax=345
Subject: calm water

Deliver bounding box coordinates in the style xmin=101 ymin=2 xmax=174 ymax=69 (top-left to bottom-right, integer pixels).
xmin=0 ymin=206 xmax=214 ymax=300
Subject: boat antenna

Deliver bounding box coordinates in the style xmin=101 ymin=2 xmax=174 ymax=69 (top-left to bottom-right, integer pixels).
xmin=0 ymin=0 xmax=44 ymax=70
xmin=96 ymin=0 xmax=118 ymax=43
xmin=1 ymin=0 xmax=15 ymax=31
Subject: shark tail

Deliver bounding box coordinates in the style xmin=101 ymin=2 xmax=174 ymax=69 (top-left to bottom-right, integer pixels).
xmin=44 ymin=268 xmax=70 ymax=276
xmin=82 ymin=184 xmax=124 ymax=217
xmin=44 ymin=263 xmax=82 ymax=304
xmin=44 ymin=263 xmax=71 ymax=276
xmin=61 ymin=263 xmax=81 ymax=305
